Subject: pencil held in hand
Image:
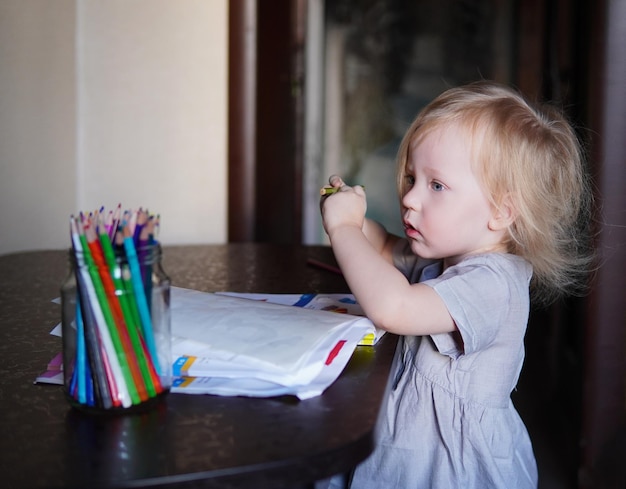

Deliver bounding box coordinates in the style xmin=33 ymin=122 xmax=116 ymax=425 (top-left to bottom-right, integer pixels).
xmin=320 ymin=186 xmax=340 ymax=195
xmin=320 ymin=185 xmax=364 ymax=196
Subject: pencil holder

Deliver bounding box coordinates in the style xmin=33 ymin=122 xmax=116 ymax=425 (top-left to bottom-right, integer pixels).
xmin=61 ymin=242 xmax=172 ymax=414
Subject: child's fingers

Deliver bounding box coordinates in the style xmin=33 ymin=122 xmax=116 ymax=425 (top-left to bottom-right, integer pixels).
xmin=329 ymin=175 xmax=344 ymax=187
xmin=320 ymin=175 xmax=346 ymax=196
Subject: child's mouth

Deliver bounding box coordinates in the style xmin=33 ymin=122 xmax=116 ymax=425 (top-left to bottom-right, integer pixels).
xmin=403 ymin=221 xmax=421 ymax=239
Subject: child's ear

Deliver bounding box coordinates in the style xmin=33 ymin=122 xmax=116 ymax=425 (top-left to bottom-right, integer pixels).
xmin=488 ymin=194 xmax=517 ymax=231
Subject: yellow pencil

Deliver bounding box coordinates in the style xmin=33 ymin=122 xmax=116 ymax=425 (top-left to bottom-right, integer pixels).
xmin=320 ymin=185 xmax=364 ymax=196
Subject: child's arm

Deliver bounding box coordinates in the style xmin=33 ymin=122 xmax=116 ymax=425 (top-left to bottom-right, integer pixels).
xmin=329 ymin=225 xmax=455 ymax=335
xmin=323 ymin=176 xmax=399 ymax=263
xmin=321 ymin=180 xmax=455 ymax=336
xmin=361 ymin=218 xmax=399 ymax=264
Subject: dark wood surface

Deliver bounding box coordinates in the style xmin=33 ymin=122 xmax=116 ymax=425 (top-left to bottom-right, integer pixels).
xmin=0 ymin=244 xmax=397 ymax=489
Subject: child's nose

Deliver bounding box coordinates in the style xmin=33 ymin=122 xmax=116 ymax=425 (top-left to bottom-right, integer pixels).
xmin=402 ymin=186 xmax=421 ymax=211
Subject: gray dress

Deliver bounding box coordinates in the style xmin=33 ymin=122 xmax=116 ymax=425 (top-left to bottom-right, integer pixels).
xmin=348 ymin=242 xmax=538 ymax=488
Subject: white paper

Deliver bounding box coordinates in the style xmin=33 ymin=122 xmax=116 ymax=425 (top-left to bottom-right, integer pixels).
xmin=169 ymin=287 xmax=376 ymax=399
xmin=216 ymin=292 xmax=385 ymax=345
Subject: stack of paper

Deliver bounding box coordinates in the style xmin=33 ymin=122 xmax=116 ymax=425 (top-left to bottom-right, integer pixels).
xmin=169 ymin=287 xmax=378 ymax=400
xmin=216 ymin=291 xmax=385 ymax=346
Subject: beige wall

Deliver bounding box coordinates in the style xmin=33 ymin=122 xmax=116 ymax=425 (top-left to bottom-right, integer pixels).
xmin=0 ymin=0 xmax=228 ymax=255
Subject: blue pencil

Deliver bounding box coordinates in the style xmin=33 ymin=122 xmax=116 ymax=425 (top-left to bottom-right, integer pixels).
xmin=84 ymin=348 xmax=95 ymax=406
xmin=75 ymin=296 xmax=87 ymax=404
xmin=122 ymin=223 xmax=160 ymax=376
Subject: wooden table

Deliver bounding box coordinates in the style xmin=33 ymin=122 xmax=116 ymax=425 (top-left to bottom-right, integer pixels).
xmin=0 ymin=244 xmax=397 ymax=489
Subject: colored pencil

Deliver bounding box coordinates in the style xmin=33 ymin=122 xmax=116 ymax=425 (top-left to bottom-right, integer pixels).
xmin=70 ymin=217 xmax=117 ymax=408
xmin=122 ymin=223 xmax=161 ymax=376
xmin=109 ymin=203 xmax=122 ymax=240
xmin=75 ymin=295 xmax=87 ymax=404
xmin=98 ymin=217 xmax=160 ymax=397
xmin=84 ymin=218 xmax=146 ymax=404
xmin=66 ymin=206 xmax=167 ymax=409
xmin=320 ymin=186 xmax=339 ymax=195
xmin=307 ymin=258 xmax=343 ymax=275
xmin=115 ymin=230 xmax=163 ymax=394
xmin=319 ymin=185 xmax=364 ymax=195
xmin=76 ymin=218 xmax=135 ymax=407
xmin=75 ymin=271 xmax=113 ymax=409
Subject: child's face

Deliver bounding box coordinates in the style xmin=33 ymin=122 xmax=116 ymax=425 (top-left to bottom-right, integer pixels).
xmin=401 ymin=124 xmax=506 ymax=267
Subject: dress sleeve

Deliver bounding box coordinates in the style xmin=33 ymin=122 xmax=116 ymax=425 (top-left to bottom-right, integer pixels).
xmin=423 ymin=255 xmax=531 ymax=357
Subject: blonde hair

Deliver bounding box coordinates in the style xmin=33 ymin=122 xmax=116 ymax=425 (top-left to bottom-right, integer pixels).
xmin=396 ymin=81 xmax=594 ymax=304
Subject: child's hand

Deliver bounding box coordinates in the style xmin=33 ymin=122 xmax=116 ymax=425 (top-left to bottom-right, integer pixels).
xmin=320 ymin=175 xmax=367 ymax=236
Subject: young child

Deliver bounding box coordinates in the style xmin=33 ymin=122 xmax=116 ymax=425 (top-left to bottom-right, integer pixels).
xmin=319 ymin=81 xmax=592 ymax=488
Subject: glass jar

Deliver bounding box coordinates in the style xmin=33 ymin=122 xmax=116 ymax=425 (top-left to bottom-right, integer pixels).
xmin=61 ymin=242 xmax=171 ymax=414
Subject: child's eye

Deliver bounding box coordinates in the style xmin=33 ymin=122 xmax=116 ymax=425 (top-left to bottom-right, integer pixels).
xmin=430 ymin=181 xmax=445 ymax=192
xmin=405 ymin=175 xmax=416 ymax=186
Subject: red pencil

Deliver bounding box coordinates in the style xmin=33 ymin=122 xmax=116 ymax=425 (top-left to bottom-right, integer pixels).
xmin=307 ymin=258 xmax=343 ymax=275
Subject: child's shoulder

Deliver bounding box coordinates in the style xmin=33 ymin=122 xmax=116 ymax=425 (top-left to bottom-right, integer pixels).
xmin=456 ymin=252 xmax=531 ymax=271
xmin=393 ymin=238 xmax=532 ymax=285
xmin=436 ymin=253 xmax=532 ymax=294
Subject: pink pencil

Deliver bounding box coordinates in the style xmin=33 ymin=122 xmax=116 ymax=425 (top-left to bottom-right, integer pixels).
xmin=109 ymin=203 xmax=122 ymax=240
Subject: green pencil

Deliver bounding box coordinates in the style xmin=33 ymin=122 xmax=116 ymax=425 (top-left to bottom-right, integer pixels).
xmin=319 ymin=185 xmax=365 ymax=196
